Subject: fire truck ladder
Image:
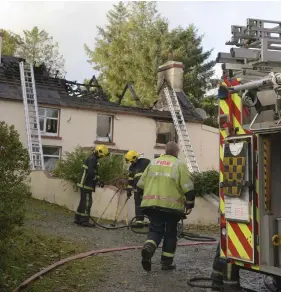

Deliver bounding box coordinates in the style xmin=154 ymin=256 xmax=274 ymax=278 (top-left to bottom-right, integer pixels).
xmin=162 ymin=81 xmax=200 ymax=173
xmin=19 ymin=61 xmax=45 ymax=170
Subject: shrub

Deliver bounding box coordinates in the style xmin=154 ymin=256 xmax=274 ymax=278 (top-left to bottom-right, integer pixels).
xmin=191 ymin=170 xmax=219 ymax=197
xmin=53 ymin=146 xmax=128 ymax=189
xmin=0 ymin=121 xmax=31 ymax=287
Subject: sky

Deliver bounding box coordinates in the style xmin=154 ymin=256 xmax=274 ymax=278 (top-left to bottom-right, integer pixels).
xmin=1 ymin=1 xmax=281 ymax=83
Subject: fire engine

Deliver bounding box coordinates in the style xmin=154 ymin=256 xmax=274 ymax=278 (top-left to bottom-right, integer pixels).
xmin=217 ymin=18 xmax=281 ymax=287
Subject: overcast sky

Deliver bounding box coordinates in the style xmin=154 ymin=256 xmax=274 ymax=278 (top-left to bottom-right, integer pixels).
xmin=1 ymin=1 xmax=281 ymax=82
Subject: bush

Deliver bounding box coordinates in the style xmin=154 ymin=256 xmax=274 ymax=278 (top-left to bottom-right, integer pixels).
xmin=0 ymin=121 xmax=31 ymax=287
xmin=191 ymin=170 xmax=219 ymax=197
xmin=53 ymin=146 xmax=128 ymax=189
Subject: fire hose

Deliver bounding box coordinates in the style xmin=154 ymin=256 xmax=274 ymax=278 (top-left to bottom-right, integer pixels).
xmin=90 ymin=188 xmax=130 ymax=230
xmin=129 ymin=215 xmax=217 ymax=242
xmin=13 ymin=241 xmax=218 ymax=292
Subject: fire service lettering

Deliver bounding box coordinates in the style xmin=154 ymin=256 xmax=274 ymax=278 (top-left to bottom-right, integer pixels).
xmin=156 ymin=161 xmax=172 ymax=166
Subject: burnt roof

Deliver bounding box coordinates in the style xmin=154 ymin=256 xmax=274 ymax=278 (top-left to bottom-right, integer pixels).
xmin=0 ymin=56 xmax=203 ymax=122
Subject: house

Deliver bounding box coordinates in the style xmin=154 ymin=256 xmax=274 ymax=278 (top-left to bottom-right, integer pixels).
xmin=0 ymin=55 xmax=219 ymax=172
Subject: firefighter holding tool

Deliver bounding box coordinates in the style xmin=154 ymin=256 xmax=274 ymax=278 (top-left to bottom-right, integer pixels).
xmin=74 ymin=145 xmax=109 ymax=227
xmin=137 ymin=141 xmax=195 ymax=271
xmin=125 ymin=150 xmax=150 ymax=228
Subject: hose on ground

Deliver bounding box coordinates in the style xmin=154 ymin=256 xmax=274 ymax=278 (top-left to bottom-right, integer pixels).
xmin=90 ymin=216 xmax=129 ymax=230
xmin=129 ymin=216 xmax=217 ymax=242
xmin=13 ymin=241 xmax=217 ymax=292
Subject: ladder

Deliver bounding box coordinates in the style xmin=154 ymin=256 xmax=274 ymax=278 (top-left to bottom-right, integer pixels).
xmin=163 ymin=84 xmax=200 ymax=173
xmin=19 ymin=61 xmax=45 ymax=170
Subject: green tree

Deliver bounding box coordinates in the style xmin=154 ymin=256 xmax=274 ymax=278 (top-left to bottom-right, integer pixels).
xmin=0 ymin=121 xmax=31 ymax=287
xmin=16 ymin=26 xmax=65 ymax=76
xmin=161 ymin=25 xmax=215 ymax=103
xmin=85 ymin=1 xmax=168 ymax=107
xmin=85 ymin=1 xmax=215 ymax=108
xmin=1 ymin=29 xmax=22 ymax=56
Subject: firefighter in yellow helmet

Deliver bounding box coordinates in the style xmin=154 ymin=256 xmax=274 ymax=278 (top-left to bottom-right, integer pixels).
xmin=74 ymin=145 xmax=109 ymax=227
xmin=137 ymin=141 xmax=195 ymax=271
xmin=125 ymin=150 xmax=150 ymax=227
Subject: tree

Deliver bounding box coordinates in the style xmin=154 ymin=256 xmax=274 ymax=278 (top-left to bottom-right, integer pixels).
xmin=85 ymin=1 xmax=168 ymax=107
xmin=16 ymin=26 xmax=65 ymax=77
xmin=1 ymin=29 xmax=22 ymax=56
xmin=85 ymin=2 xmax=215 ymax=108
xmin=161 ymin=25 xmax=215 ymax=103
xmin=0 ymin=122 xmax=31 ymax=287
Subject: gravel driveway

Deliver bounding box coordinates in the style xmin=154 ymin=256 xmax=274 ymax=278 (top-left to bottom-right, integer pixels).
xmin=25 ymin=200 xmax=276 ymax=292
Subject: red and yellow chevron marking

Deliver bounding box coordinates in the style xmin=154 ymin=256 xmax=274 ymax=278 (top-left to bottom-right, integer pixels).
xmin=219 ymin=77 xmax=260 ymax=269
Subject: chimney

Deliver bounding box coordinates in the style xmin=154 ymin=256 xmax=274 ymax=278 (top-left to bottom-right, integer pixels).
xmin=154 ymin=60 xmax=184 ymax=111
xmin=157 ymin=60 xmax=184 ymax=92
xmin=0 ymin=31 xmax=3 ymax=65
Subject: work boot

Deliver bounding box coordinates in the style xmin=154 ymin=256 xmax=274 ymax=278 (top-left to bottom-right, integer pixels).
xmin=211 ymin=271 xmax=224 ymax=291
xmin=211 ymin=280 xmax=223 ymax=291
xmin=161 ymin=263 xmax=176 ymax=270
xmin=161 ymin=256 xmax=176 ymax=271
xmin=223 ymin=281 xmax=241 ymax=292
xmin=81 ymin=221 xmax=96 ymax=228
xmin=74 ymin=214 xmax=82 ymax=225
xmin=141 ymin=242 xmax=155 ymax=272
xmin=132 ymin=221 xmax=144 ymax=229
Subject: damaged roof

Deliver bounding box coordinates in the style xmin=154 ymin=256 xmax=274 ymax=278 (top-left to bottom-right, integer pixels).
xmin=0 ymin=56 xmax=203 ymax=123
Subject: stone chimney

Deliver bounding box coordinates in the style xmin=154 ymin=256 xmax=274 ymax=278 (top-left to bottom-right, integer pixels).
xmin=155 ymin=60 xmax=184 ymax=111
xmin=0 ymin=31 xmax=3 ymax=65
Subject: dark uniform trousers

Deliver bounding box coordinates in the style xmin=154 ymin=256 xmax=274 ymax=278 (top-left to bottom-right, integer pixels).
xmin=134 ymin=191 xmax=144 ymax=222
xmin=211 ymin=243 xmax=240 ymax=288
xmin=146 ymin=210 xmax=181 ymax=265
xmin=128 ymin=158 xmax=150 ymax=222
xmin=74 ymin=153 xmax=98 ymax=225
xmin=75 ymin=188 xmax=93 ymax=224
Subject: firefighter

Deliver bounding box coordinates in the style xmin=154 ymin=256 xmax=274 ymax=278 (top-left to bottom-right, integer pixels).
xmin=74 ymin=145 xmax=109 ymax=227
xmin=125 ymin=150 xmax=150 ymax=227
xmin=137 ymin=141 xmax=195 ymax=271
xmin=211 ymin=243 xmax=240 ymax=291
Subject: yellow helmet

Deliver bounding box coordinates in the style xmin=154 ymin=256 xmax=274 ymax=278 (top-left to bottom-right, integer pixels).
xmin=95 ymin=144 xmax=109 ymax=158
xmin=125 ymin=150 xmax=139 ymax=163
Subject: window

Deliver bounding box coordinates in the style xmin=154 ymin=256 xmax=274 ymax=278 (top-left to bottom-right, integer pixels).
xmin=39 ymin=108 xmax=59 ymax=136
xmin=43 ymin=146 xmax=61 ymax=171
xmin=156 ymin=121 xmax=177 ymax=145
xmin=96 ymin=114 xmax=113 ymax=142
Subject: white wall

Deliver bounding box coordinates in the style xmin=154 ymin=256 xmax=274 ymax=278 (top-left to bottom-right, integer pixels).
xmin=0 ymin=99 xmax=219 ymax=170
xmin=30 ymin=171 xmax=219 ymax=226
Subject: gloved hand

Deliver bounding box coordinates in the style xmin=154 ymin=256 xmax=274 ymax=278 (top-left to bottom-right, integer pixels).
xmin=184 ymin=201 xmax=193 ymax=215
xmin=127 ymin=190 xmax=132 ymax=199
xmin=185 ymin=208 xmax=192 ymax=215
xmin=97 ymin=181 xmax=105 ymax=188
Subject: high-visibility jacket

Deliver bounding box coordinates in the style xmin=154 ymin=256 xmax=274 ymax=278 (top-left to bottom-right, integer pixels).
xmin=127 ymin=158 xmax=150 ymax=195
xmin=77 ymin=153 xmax=99 ymax=191
xmin=137 ymin=154 xmax=194 ymax=214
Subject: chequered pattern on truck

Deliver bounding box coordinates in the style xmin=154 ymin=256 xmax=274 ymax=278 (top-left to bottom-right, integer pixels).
xmin=219 ymin=77 xmax=260 ymax=270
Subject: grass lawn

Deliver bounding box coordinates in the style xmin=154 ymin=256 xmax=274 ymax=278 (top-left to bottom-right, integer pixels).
xmin=1 ymin=199 xmax=107 ymax=292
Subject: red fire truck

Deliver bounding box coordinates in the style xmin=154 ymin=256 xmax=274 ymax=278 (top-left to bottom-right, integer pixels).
xmin=217 ymin=18 xmax=281 ymax=289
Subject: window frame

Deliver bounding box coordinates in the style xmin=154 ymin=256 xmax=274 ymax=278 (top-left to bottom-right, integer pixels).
xmin=155 ymin=120 xmax=178 ymax=146
xmin=39 ymin=107 xmax=60 ymax=137
xmin=96 ymin=114 xmax=114 ymax=143
xmin=42 ymin=145 xmax=61 ymax=171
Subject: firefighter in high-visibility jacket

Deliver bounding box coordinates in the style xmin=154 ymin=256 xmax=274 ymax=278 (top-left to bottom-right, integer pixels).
xmin=137 ymin=141 xmax=195 ymax=271
xmin=74 ymin=145 xmax=109 ymax=227
xmin=125 ymin=150 xmax=150 ymax=227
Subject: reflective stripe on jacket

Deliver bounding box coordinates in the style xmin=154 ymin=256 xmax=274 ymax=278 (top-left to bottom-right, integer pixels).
xmin=137 ymin=155 xmax=194 ymax=213
xmin=77 ymin=154 xmax=98 ymax=191
xmin=127 ymin=158 xmax=150 ymax=194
